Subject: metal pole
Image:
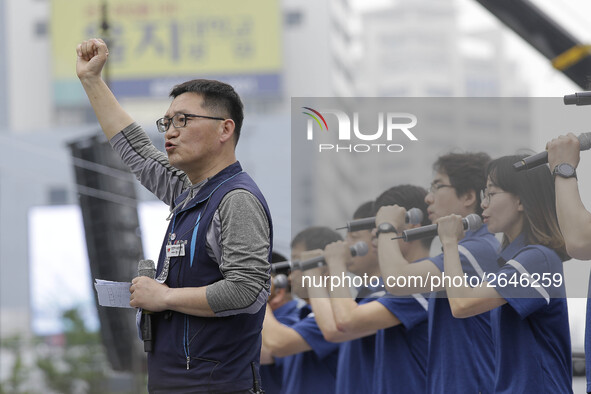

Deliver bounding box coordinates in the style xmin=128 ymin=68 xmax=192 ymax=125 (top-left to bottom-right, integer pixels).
xmin=100 ymin=0 xmax=111 ymax=89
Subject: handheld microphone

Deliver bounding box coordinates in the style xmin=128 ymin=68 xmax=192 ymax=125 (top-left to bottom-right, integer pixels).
xmin=270 ymin=241 xmax=369 ymax=273
xmin=138 ymin=259 xmax=156 ymax=278
xmin=272 ymin=274 xmax=289 ymax=289
xmin=564 ymin=91 xmax=591 ymax=106
xmin=296 ymin=241 xmax=369 ymax=271
xmin=512 ymin=132 xmax=591 ymax=171
xmin=337 ymin=208 xmax=424 ymax=232
xmin=138 ymin=259 xmax=155 ymax=352
xmin=393 ymin=214 xmax=482 ymax=242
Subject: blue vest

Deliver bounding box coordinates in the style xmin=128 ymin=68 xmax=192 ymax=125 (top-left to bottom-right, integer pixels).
xmin=148 ymin=161 xmax=273 ymax=393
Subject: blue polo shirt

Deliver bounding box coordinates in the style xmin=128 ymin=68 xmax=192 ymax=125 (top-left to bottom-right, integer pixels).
xmin=281 ymin=313 xmax=340 ymax=394
xmin=335 ymin=286 xmax=385 ymax=394
xmin=489 ymin=234 xmax=572 ymax=394
xmin=427 ymin=224 xmax=499 ymax=394
xmin=373 ymin=293 xmax=429 ymax=394
xmin=260 ymin=300 xmax=300 ymax=394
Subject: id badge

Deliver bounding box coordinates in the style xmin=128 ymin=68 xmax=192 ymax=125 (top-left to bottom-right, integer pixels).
xmin=166 ymin=244 xmax=181 ymax=257
xmin=166 ymin=243 xmax=186 ymax=257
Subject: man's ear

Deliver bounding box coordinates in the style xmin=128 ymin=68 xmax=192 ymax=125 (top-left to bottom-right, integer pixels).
xmin=462 ymin=189 xmax=477 ymax=211
xmin=219 ymin=119 xmax=236 ymax=144
xmin=268 ymin=288 xmax=287 ymax=309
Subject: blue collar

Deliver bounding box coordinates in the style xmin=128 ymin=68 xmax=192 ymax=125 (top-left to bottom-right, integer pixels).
xmin=464 ymin=222 xmax=489 ymax=239
xmin=356 ymin=278 xmax=385 ymax=300
xmin=498 ymin=233 xmax=526 ymax=265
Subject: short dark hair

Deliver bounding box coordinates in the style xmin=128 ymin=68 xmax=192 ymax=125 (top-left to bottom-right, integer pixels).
xmin=486 ymin=155 xmax=568 ymax=260
xmin=433 ymin=152 xmax=491 ymax=216
xmin=271 ymin=251 xmax=288 ymax=264
xmin=169 ymin=79 xmax=244 ymax=145
xmin=291 ymin=227 xmax=343 ymax=251
xmin=271 ymin=251 xmax=291 ymax=280
xmin=353 ymin=201 xmax=376 ymax=220
xmin=375 ymin=184 xmax=432 ymax=248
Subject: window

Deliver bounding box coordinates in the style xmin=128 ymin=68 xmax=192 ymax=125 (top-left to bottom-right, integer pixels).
xmin=285 ymin=10 xmax=303 ymax=27
xmin=34 ymin=20 xmax=48 ymax=37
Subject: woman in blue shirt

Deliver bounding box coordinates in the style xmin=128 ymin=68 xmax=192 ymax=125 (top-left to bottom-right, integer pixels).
xmin=437 ymin=154 xmax=572 ymax=394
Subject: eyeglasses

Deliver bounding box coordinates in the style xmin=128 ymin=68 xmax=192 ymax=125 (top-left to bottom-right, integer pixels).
xmin=480 ymin=189 xmax=508 ymax=205
xmin=428 ymin=183 xmax=453 ymax=194
xmin=156 ymin=113 xmax=225 ymax=133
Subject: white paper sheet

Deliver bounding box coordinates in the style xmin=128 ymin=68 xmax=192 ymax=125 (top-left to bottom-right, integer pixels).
xmin=94 ymin=279 xmax=132 ymax=308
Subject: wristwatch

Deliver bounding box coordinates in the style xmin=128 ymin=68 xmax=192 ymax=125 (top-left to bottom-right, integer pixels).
xmin=376 ymin=222 xmax=397 ymax=237
xmin=553 ymin=163 xmax=577 ymax=179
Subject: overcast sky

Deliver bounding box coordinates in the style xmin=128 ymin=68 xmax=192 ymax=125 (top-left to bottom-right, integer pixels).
xmin=352 ymin=0 xmax=590 ymax=96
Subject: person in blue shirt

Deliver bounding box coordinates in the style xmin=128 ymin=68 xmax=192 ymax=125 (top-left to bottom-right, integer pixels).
xmin=306 ymin=187 xmax=430 ymax=394
xmin=547 ymin=133 xmax=591 ymax=393
xmin=375 ymin=153 xmax=500 ymax=394
xmin=437 ymin=154 xmax=572 ymax=393
xmin=262 ymin=227 xmax=342 ymax=393
xmin=259 ymin=252 xmax=301 ymax=394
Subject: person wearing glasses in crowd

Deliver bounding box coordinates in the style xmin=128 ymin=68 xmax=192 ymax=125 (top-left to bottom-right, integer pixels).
xmin=547 ymin=134 xmax=591 ymax=393
xmin=375 ymin=153 xmax=500 ymax=394
xmin=436 ymin=154 xmax=572 ymax=393
xmin=76 ymin=38 xmax=272 ymax=393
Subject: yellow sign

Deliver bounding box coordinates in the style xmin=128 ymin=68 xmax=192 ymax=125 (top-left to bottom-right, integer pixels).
xmin=52 ymin=0 xmax=282 ymax=100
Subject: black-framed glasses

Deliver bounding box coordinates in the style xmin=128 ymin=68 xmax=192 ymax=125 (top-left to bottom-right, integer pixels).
xmin=428 ymin=183 xmax=453 ymax=194
xmin=156 ymin=113 xmax=225 ymax=133
xmin=480 ymin=189 xmax=508 ymax=205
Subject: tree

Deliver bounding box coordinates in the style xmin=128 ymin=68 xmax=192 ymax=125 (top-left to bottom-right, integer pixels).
xmin=36 ymin=308 xmax=108 ymax=394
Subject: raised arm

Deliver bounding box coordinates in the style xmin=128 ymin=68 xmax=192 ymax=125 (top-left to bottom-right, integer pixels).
xmin=376 ymin=205 xmax=443 ymax=294
xmin=437 ymin=215 xmax=506 ymax=318
xmin=78 ymin=38 xmax=190 ymax=204
xmin=547 ymin=133 xmax=591 ymax=259
xmin=262 ymin=304 xmax=312 ymax=358
xmin=293 ymin=249 xmax=348 ymax=342
xmin=324 ymin=242 xmax=401 ymax=337
xmin=76 ymin=38 xmax=134 ymax=140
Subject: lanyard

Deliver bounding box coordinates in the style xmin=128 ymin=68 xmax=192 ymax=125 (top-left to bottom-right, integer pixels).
xmin=164 ymin=171 xmax=244 ymax=270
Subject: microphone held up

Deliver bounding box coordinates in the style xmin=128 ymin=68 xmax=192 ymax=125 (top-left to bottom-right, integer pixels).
xmin=512 ymin=132 xmax=591 ymax=171
xmin=564 ymin=91 xmax=591 ymax=106
xmin=392 ymin=214 xmax=482 ymax=242
xmin=270 ymin=241 xmax=369 ymax=273
xmin=337 ymin=207 xmax=424 ymax=232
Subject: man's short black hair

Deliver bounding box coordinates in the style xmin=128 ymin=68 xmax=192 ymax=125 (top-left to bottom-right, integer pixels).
xmin=271 ymin=251 xmax=288 ymax=264
xmin=271 ymin=251 xmax=290 ymax=276
xmin=353 ymin=201 xmax=376 ymax=220
xmin=291 ymin=227 xmax=343 ymax=251
xmin=375 ymin=185 xmax=432 ymax=248
xmin=170 ymin=79 xmax=244 ymax=145
xmin=433 ymin=152 xmax=490 ymax=216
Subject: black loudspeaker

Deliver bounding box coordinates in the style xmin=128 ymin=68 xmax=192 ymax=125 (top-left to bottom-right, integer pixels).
xmin=69 ymin=134 xmax=145 ymax=372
